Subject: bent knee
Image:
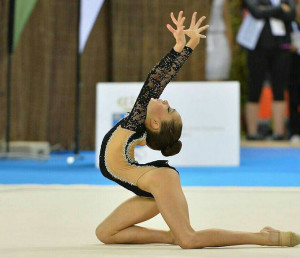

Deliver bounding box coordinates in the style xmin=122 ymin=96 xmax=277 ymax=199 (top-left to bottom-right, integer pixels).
xmin=177 ymin=233 xmax=202 ymax=249
xmin=95 ymin=224 xmax=115 ymax=244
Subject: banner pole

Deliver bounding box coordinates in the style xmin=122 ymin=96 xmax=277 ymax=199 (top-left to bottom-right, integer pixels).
xmin=74 ymin=0 xmax=81 ymax=155
xmin=6 ymin=0 xmax=15 ymax=153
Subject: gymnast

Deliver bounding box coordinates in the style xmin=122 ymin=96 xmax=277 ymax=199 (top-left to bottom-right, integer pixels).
xmin=96 ymin=11 xmax=300 ymax=248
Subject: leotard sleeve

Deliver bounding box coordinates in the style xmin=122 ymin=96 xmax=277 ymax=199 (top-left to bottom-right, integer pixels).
xmin=121 ymin=46 xmax=193 ymax=132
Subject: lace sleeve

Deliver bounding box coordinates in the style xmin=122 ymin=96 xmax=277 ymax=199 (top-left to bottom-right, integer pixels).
xmin=121 ymin=46 xmax=193 ymax=132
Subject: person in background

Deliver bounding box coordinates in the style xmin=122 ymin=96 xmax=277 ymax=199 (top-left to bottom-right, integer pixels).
xmin=205 ymin=0 xmax=233 ymax=81
xmin=244 ymin=0 xmax=296 ymax=140
xmin=289 ymin=0 xmax=300 ymax=143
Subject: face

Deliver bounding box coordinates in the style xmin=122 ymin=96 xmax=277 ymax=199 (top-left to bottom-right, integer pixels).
xmin=146 ymin=98 xmax=182 ymax=131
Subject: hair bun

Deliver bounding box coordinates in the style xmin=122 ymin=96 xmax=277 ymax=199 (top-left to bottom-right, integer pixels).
xmin=161 ymin=140 xmax=182 ymax=157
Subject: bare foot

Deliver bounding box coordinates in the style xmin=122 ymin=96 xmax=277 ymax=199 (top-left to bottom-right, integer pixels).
xmin=260 ymin=226 xmax=280 ymax=246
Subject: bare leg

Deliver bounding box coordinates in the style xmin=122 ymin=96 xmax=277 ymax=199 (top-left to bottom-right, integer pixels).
xmin=137 ymin=168 xmax=273 ymax=249
xmin=272 ymin=101 xmax=285 ymax=135
xmin=95 ymin=196 xmax=174 ymax=244
xmin=245 ymin=102 xmax=259 ymax=135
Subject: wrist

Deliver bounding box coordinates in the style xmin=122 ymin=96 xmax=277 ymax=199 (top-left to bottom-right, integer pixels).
xmin=186 ymin=38 xmax=200 ymax=50
xmin=174 ymin=43 xmax=185 ymax=53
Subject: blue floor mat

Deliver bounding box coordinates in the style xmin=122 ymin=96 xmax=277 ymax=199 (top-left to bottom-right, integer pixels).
xmin=0 ymin=148 xmax=300 ymax=186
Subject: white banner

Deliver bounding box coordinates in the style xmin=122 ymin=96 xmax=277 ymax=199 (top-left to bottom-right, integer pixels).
xmin=79 ymin=0 xmax=104 ymax=53
xmin=96 ymin=82 xmax=240 ymax=167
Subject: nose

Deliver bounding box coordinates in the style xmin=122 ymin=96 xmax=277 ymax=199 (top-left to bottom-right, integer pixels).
xmin=162 ymin=100 xmax=168 ymax=104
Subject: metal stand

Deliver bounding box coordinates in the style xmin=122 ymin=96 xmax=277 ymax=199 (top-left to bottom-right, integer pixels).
xmin=0 ymin=0 xmax=49 ymax=162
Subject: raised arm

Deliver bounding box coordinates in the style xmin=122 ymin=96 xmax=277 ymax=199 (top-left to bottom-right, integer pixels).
xmin=121 ymin=46 xmax=192 ymax=133
xmin=122 ymin=11 xmax=208 ymax=133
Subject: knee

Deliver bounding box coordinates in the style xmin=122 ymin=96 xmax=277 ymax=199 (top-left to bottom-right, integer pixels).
xmin=177 ymin=233 xmax=200 ymax=249
xmin=95 ymin=224 xmax=114 ymax=244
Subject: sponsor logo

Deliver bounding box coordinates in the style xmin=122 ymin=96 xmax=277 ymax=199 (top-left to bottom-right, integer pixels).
xmin=117 ymin=96 xmax=136 ymax=111
xmin=112 ymin=96 xmax=137 ymax=126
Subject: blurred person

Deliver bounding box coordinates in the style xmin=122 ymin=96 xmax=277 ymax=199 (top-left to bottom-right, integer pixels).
xmin=205 ymin=0 xmax=233 ymax=81
xmin=289 ymin=1 xmax=300 ymax=143
xmin=244 ymin=0 xmax=296 ymax=140
xmin=95 ymin=11 xmax=300 ymax=249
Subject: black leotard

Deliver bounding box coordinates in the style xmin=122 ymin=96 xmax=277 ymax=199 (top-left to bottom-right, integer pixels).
xmin=99 ymin=46 xmax=192 ymax=198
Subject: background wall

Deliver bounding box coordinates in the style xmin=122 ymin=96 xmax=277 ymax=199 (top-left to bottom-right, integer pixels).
xmin=0 ymin=0 xmax=212 ymax=150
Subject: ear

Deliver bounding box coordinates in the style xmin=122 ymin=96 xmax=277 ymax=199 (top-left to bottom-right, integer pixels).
xmin=150 ymin=117 xmax=160 ymax=131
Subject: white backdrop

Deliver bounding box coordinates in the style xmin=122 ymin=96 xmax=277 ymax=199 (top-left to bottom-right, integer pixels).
xmin=96 ymin=82 xmax=240 ymax=167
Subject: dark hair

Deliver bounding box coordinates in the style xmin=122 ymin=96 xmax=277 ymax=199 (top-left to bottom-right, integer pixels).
xmin=146 ymin=119 xmax=182 ymax=157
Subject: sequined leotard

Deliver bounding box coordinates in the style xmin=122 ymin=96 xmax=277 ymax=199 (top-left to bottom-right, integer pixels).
xmin=99 ymin=46 xmax=193 ymax=198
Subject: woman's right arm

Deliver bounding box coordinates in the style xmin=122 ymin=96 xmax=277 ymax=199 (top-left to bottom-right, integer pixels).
xmin=121 ymin=46 xmax=193 ymax=133
xmin=121 ymin=12 xmax=192 ymax=133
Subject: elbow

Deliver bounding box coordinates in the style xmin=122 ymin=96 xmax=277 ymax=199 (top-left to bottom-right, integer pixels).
xmin=247 ymin=9 xmax=264 ymax=19
xmin=245 ymin=4 xmax=265 ymax=19
xmin=286 ymin=11 xmax=296 ymax=21
xmin=251 ymin=13 xmax=264 ymax=19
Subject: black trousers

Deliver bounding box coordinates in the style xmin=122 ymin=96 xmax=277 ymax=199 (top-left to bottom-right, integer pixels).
xmin=247 ymin=48 xmax=291 ymax=102
xmin=288 ymin=53 xmax=300 ymax=136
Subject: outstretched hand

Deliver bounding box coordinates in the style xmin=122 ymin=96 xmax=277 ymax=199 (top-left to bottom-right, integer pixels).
xmin=184 ymin=12 xmax=209 ymax=41
xmin=166 ymin=11 xmax=186 ymax=52
xmin=167 ymin=11 xmax=209 ymax=51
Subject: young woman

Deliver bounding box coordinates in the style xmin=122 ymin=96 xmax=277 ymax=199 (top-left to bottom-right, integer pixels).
xmin=96 ymin=11 xmax=300 ymax=249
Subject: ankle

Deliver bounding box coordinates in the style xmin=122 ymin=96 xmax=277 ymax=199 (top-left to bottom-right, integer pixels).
xmin=260 ymin=231 xmax=279 ymax=246
xmin=167 ymin=230 xmax=176 ymax=245
xmin=257 ymin=232 xmax=271 ymax=246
